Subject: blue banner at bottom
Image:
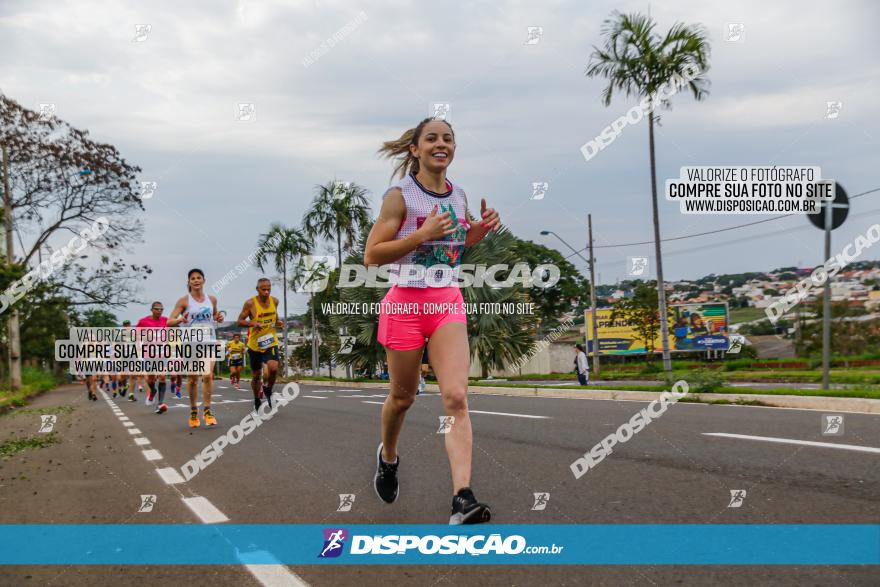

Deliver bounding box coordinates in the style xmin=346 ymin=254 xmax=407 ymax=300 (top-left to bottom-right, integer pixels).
xmin=0 ymin=525 xmax=877 ymax=565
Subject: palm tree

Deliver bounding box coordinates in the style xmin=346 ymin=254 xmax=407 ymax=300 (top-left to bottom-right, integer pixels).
xmin=302 ymin=181 xmax=371 ymax=267
xmin=586 ymin=11 xmax=710 ymax=372
xmin=290 ymin=252 xmax=334 ymax=375
xmin=327 ymin=229 xmax=388 ymax=377
xmin=462 ymin=228 xmax=540 ymax=378
xmin=254 ymin=224 xmax=311 ymax=376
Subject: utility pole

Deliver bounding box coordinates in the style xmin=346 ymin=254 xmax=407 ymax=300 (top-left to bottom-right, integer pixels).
xmin=822 ymin=198 xmax=832 ymax=391
xmin=281 ymin=255 xmax=289 ymax=378
xmin=2 ymin=144 xmax=22 ymax=392
xmin=588 ymin=214 xmax=600 ymax=376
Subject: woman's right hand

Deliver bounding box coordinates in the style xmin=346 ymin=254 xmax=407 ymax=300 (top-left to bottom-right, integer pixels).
xmin=417 ymin=205 xmax=457 ymax=241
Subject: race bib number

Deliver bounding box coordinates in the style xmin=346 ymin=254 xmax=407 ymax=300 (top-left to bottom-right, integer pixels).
xmin=256 ymin=333 xmax=275 ymax=350
xmin=230 ymin=352 xmax=242 ymax=360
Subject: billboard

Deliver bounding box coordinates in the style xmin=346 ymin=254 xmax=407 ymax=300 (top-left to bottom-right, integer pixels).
xmin=671 ymin=303 xmax=729 ymax=351
xmin=585 ymin=302 xmax=729 ymax=355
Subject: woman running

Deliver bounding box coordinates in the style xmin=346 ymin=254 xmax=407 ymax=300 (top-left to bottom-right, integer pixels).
xmin=168 ymin=268 xmax=224 ymax=428
xmin=364 ymin=117 xmax=501 ymax=524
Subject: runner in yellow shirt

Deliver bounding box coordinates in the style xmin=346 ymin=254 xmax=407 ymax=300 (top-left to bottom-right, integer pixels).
xmin=237 ymin=278 xmax=284 ymax=411
xmin=226 ymin=334 xmax=246 ymax=390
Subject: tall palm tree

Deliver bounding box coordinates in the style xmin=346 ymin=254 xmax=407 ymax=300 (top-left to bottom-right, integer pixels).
xmin=302 ymin=181 xmax=371 ymax=267
xmin=254 ymin=224 xmax=311 ymax=376
xmin=290 ymin=252 xmax=334 ymax=375
xmin=586 ymin=11 xmax=710 ymax=372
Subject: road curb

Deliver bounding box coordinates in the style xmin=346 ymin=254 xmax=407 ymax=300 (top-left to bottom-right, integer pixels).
xmin=297 ymin=379 xmax=880 ymax=414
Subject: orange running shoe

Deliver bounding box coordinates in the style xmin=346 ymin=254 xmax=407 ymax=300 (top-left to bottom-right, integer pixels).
xmin=188 ymin=409 xmax=200 ymax=428
xmin=204 ymin=408 xmax=217 ymax=427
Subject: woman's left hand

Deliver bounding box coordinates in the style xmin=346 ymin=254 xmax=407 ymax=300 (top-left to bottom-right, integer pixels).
xmin=477 ymin=198 xmax=500 ymax=233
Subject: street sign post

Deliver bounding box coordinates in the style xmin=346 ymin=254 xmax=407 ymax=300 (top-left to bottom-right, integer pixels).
xmin=809 ymin=182 xmax=849 ymax=390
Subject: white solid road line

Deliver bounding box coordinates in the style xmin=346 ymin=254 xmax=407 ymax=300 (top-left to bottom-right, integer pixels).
xmin=182 ymin=496 xmax=229 ymax=524
xmin=362 ymin=401 xmax=385 ymax=405
xmin=469 ymin=409 xmax=550 ymax=419
xmin=302 ymin=395 xmax=328 ymax=399
xmin=704 ymin=433 xmax=880 ymax=454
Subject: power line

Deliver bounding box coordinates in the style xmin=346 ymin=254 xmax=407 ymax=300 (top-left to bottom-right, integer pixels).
xmin=564 ymin=186 xmax=880 ymax=260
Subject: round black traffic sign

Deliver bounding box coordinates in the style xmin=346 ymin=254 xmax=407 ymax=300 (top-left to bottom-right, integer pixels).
xmin=808 ymin=181 xmax=849 ymax=231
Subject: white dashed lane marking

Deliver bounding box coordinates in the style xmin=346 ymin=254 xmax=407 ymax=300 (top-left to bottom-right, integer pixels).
xmin=182 ymin=496 xmax=229 ymax=524
xmin=97 ymin=386 xmax=309 ymax=587
xmin=142 ymin=449 xmax=162 ymax=461
xmin=155 ymin=467 xmax=185 ymax=485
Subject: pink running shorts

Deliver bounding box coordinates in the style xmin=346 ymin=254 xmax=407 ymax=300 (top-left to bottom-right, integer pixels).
xmin=377 ymin=285 xmax=467 ymax=351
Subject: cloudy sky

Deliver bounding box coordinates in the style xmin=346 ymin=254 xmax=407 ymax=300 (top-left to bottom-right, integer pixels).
xmin=1 ymin=0 xmax=878 ymax=322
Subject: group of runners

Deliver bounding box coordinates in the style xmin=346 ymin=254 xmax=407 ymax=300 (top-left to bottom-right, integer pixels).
xmin=82 ymin=272 xmax=284 ymax=429
xmin=82 ymin=117 xmax=501 ymax=524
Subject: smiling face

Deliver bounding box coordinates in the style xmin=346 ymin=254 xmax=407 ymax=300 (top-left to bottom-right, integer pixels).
xmin=410 ymin=120 xmax=455 ymax=173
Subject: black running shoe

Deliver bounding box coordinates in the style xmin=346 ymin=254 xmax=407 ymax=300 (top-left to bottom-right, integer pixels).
xmin=373 ymin=443 xmax=399 ymax=504
xmin=449 ymin=487 xmax=491 ymax=525
xmin=263 ymin=385 xmax=273 ymax=408
xmin=254 ymin=397 xmax=262 ymax=411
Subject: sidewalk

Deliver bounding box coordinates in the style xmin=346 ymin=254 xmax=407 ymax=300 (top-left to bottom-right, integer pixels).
xmin=299 ymin=379 xmax=880 ymax=415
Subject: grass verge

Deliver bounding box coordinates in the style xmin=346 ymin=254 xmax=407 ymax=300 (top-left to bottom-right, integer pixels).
xmin=0 ymin=433 xmax=60 ymax=458
xmin=0 ymin=368 xmax=64 ymax=413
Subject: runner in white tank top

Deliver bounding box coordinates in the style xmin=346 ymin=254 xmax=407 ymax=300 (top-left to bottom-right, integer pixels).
xmin=365 ymin=118 xmax=501 ymax=524
xmin=168 ymin=268 xmax=223 ymax=428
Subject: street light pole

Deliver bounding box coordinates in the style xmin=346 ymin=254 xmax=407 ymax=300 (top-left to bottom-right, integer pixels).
xmin=540 ymin=228 xmax=600 ymax=376
xmin=587 ymin=215 xmax=600 ymax=376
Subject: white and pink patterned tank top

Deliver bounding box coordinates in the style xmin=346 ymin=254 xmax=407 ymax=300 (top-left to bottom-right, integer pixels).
xmin=383 ymin=174 xmax=470 ymax=288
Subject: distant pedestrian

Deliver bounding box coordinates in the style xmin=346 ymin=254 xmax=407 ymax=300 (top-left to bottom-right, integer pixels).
xmin=575 ymin=344 xmax=590 ymax=386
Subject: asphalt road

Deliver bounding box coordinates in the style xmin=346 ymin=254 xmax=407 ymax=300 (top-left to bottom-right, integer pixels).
xmin=1 ymin=379 xmax=878 ymax=586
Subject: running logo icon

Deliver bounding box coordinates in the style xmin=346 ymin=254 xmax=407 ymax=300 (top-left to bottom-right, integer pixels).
xmin=38 ymin=415 xmax=57 ymax=433
xmin=437 ymin=416 xmax=455 ymax=434
xmin=431 ymin=103 xmax=451 ymax=121
xmin=531 ymin=182 xmax=549 ymax=201
xmin=337 ymin=494 xmax=355 ymax=512
xmin=531 ymin=492 xmax=549 ymax=511
xmin=132 ymin=24 xmax=152 ymax=43
xmin=38 ymin=103 xmax=56 ymax=121
xmin=726 ymin=23 xmax=744 ymax=42
xmin=524 ymin=26 xmax=543 ymax=45
xmin=139 ymin=181 xmax=157 ymax=200
xmin=727 ymin=335 xmax=745 ymax=354
xmin=822 ymin=414 xmax=844 ymax=436
xmin=236 ymin=103 xmax=256 ymax=122
xmin=318 ymin=528 xmax=348 ymax=558
xmin=298 ymin=255 xmax=336 ymax=293
xmin=138 ymin=495 xmax=156 ymax=513
xmin=825 ymin=101 xmax=842 ymax=120
xmin=728 ymin=489 xmax=746 ymax=508
xmin=627 ymin=256 xmax=649 ymax=277
xmin=331 ymin=181 xmax=351 ymax=201
xmin=338 ymin=336 xmax=355 ymax=355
